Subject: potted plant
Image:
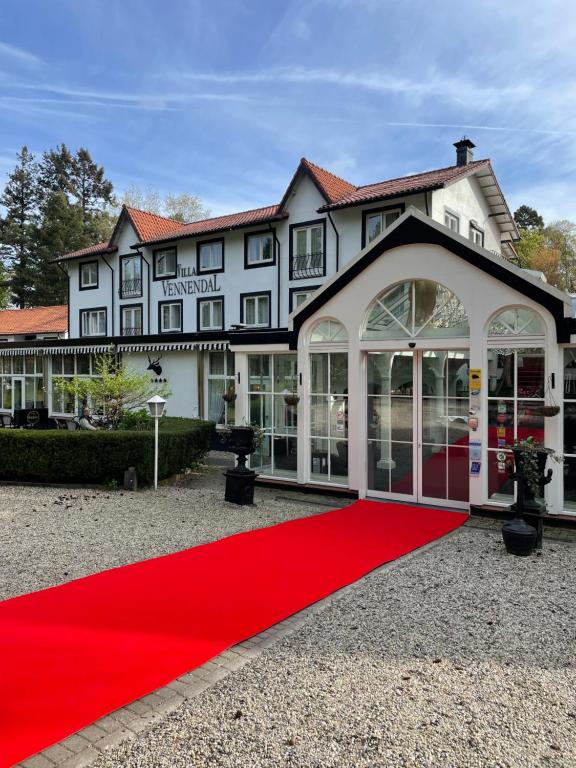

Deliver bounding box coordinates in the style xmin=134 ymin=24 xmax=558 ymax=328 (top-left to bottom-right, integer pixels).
xmin=222 ymin=383 xmax=237 ymax=403
xmin=502 ymin=436 xmax=560 ymax=555
xmin=283 ymin=391 xmax=300 ymax=406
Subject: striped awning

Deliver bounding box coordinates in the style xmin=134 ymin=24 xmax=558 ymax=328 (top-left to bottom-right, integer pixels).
xmin=0 ymin=344 xmax=110 ymax=357
xmin=117 ymin=341 xmax=228 ymax=353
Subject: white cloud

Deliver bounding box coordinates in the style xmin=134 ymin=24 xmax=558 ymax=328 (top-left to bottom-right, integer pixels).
xmin=0 ymin=42 xmax=42 ymax=67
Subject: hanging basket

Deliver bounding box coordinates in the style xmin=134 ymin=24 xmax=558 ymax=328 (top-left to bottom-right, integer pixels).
xmin=284 ymin=394 xmax=300 ymax=406
xmin=222 ymin=392 xmax=237 ymax=404
xmin=539 ymin=405 xmax=560 ymax=417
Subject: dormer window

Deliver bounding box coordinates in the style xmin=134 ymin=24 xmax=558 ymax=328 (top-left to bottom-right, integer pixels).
xmin=362 ymin=207 xmax=402 ymax=247
xmin=79 ymin=261 xmax=98 ymax=290
xmin=153 ymin=247 xmax=177 ymax=280
xmin=444 ymin=209 xmax=460 ymax=233
xmin=470 ymin=223 xmax=484 ymax=247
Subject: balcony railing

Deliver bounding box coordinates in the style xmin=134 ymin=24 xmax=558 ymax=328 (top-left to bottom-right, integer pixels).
xmin=290 ymin=252 xmax=325 ymax=280
xmin=120 ymin=279 xmax=142 ymax=298
xmin=121 ymin=327 xmax=143 ymax=336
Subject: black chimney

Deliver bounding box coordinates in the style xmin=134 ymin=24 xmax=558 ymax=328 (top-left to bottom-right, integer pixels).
xmin=454 ymin=138 xmax=475 ymax=167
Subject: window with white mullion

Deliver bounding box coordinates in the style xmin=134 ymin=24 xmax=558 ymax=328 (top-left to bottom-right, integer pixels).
xmin=199 ymin=299 xmax=223 ymax=331
xmin=243 ymin=295 xmax=269 ymax=327
xmin=81 ymin=309 xmax=106 ymax=337
xmin=365 ymin=209 xmax=401 ymax=244
xmin=160 ymin=302 xmax=182 ymax=333
xmin=444 ymin=210 xmax=460 ymax=233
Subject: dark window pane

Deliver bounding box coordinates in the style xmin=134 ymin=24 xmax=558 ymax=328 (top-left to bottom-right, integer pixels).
xmin=488 ymin=400 xmax=514 ymax=449
xmin=448 ymin=446 xmax=469 ymax=502
xmin=517 ymin=400 xmax=544 ymax=443
xmin=563 ymin=456 xmax=576 ymax=512
xmin=517 ymin=349 xmax=544 ymax=398
xmin=422 ymin=445 xmax=447 ymax=499
xmin=564 ymin=403 xmax=576 ymax=454
xmin=367 ymin=440 xmax=390 ymax=492
xmin=390 ymin=442 xmax=413 ymax=494
xmin=488 ymin=350 xmax=514 ymax=397
xmin=488 ymin=450 xmax=514 ymax=502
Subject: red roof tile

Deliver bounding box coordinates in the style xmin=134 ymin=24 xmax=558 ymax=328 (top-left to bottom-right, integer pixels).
xmin=299 ymin=158 xmax=357 ymax=204
xmin=124 ymin=207 xmax=188 ymax=242
xmin=319 ymin=160 xmax=491 ymax=210
xmin=136 ymin=205 xmax=287 ymax=246
xmin=57 ymin=242 xmax=117 ymax=262
xmin=0 ymin=305 xmax=68 ymax=335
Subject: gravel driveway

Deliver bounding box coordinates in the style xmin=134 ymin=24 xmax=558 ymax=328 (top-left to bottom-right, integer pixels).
xmin=1 ymin=462 xmax=575 ymax=768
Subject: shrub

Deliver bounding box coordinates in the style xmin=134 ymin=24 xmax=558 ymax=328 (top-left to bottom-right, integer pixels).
xmin=0 ymin=419 xmax=214 ymax=485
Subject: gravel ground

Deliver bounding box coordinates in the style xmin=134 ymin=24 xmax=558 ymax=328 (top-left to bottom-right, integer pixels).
xmin=0 ymin=463 xmax=342 ymax=601
xmin=2 ymin=460 xmax=575 ymax=767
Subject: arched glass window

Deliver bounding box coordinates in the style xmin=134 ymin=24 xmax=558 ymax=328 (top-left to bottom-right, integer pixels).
xmin=362 ymin=280 xmax=469 ymax=340
xmin=488 ymin=307 xmax=545 ymax=337
xmin=310 ymin=319 xmax=348 ymax=343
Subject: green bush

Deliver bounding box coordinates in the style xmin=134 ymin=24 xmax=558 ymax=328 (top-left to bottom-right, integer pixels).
xmin=0 ymin=419 xmax=214 ymax=485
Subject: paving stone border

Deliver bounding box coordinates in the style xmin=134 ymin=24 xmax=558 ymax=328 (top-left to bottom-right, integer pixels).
xmin=15 ymin=525 xmax=467 ymax=768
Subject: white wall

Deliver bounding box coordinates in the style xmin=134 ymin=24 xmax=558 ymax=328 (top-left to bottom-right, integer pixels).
xmin=432 ymin=175 xmax=501 ymax=253
xmin=124 ymin=350 xmax=199 ymax=418
xmin=297 ymin=242 xmax=562 ymax=509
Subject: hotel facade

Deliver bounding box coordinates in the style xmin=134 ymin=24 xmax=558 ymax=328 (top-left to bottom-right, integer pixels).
xmin=2 ymin=140 xmax=576 ymax=516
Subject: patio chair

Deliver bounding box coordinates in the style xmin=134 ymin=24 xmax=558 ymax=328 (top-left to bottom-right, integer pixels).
xmin=0 ymin=413 xmax=13 ymax=428
xmin=66 ymin=419 xmax=79 ymax=431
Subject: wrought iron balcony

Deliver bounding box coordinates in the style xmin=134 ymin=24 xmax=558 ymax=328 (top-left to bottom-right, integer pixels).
xmin=120 ymin=279 xmax=142 ymax=298
xmin=290 ymin=252 xmax=325 ymax=280
xmin=121 ymin=326 xmax=143 ymax=336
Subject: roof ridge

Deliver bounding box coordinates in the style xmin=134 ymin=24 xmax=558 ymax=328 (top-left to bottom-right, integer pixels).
xmin=174 ymin=203 xmax=281 ymax=229
xmin=356 ymin=159 xmax=490 ymax=190
xmin=301 ymin=157 xmax=357 ymax=191
xmin=123 ymin=205 xmax=188 ymax=226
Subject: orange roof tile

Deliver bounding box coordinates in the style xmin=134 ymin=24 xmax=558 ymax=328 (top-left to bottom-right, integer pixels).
xmin=124 ymin=207 xmax=188 ymax=242
xmin=136 ymin=204 xmax=287 ymax=246
xmin=56 ymin=241 xmax=117 ymax=262
xmin=299 ymin=158 xmax=357 ymax=204
xmin=319 ymin=160 xmax=491 ymax=210
xmin=0 ymin=305 xmax=68 ymax=335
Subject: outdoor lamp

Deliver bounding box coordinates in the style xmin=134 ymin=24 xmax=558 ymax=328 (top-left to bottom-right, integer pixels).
xmin=147 ymin=395 xmax=166 ymax=490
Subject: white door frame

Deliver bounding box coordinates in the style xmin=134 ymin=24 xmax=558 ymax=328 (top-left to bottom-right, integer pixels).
xmin=11 ymin=375 xmax=25 ymax=413
xmin=365 ymin=347 xmax=470 ymax=509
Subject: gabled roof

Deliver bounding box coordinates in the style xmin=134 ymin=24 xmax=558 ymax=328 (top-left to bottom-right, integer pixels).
xmin=134 ymin=204 xmax=288 ymax=247
xmin=56 ymin=242 xmax=118 ymax=262
xmin=0 ymin=305 xmax=68 ymax=335
xmin=279 ymin=157 xmax=357 ymax=210
xmin=317 ymin=160 xmax=491 ymax=210
xmin=289 ymin=207 xmax=571 ymax=344
xmin=121 ymin=206 xmax=188 ymax=242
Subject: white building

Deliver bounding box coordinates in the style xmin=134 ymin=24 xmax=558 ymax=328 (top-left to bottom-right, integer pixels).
xmin=2 ymin=139 xmax=576 ymax=516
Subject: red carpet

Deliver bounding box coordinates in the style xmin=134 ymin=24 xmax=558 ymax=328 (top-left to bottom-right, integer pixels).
xmin=0 ymin=501 xmax=466 ymax=766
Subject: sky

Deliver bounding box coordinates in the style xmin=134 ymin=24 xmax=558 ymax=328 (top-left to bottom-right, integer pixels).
xmin=0 ymin=0 xmax=575 ymax=223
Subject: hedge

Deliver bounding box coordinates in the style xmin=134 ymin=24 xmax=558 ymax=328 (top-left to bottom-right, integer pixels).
xmin=0 ymin=419 xmax=214 ymax=485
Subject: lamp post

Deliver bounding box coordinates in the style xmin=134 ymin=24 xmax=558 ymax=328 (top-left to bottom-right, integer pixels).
xmin=147 ymin=395 xmax=166 ymax=490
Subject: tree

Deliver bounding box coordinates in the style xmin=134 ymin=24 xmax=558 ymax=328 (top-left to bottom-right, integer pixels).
xmin=0 ymin=262 xmax=9 ymax=308
xmin=0 ymin=146 xmax=39 ymax=307
xmin=544 ymin=220 xmax=576 ymax=292
xmin=121 ymin=185 xmax=210 ymax=222
xmin=70 ymin=148 xmax=115 ymax=231
xmin=31 ymin=192 xmax=85 ymax=305
xmin=37 ymin=144 xmax=74 ymax=202
xmin=514 ymin=205 xmax=544 ymax=231
xmin=55 ymin=351 xmax=171 ymax=429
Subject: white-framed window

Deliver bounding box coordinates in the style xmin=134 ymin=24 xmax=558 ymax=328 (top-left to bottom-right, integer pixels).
xmin=198 ymin=240 xmax=223 ymax=273
xmin=121 ymin=305 xmax=142 ymax=336
xmin=470 ymin=223 xmax=484 ymax=247
xmin=206 ymin=350 xmax=235 ymax=426
xmin=154 ymin=247 xmax=177 ymax=279
xmin=0 ymin=355 xmax=45 ymax=411
xmin=291 ymin=288 xmax=317 ymax=312
xmin=198 ymin=298 xmax=223 ymax=331
xmin=121 ymin=256 xmax=142 ymax=298
xmin=80 ymin=309 xmax=106 ymax=337
xmin=246 ymin=232 xmax=274 ymax=266
xmin=79 ymin=261 xmax=98 ymax=289
xmin=242 ymin=294 xmax=270 ymax=327
xmin=292 ymin=223 xmax=324 ymax=278
xmin=365 ymin=209 xmax=401 ymax=244
xmin=51 ymin=354 xmax=98 ymax=415
xmin=444 ymin=210 xmax=460 ymax=233
xmin=160 ymin=301 xmax=182 ymax=333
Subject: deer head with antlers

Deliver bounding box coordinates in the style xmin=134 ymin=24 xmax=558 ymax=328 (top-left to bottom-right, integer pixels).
xmin=146 ymin=354 xmax=163 ymax=376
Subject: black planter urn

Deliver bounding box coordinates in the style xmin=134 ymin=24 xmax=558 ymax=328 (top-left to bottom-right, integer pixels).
xmin=223 ymin=426 xmax=258 ymax=505
xmin=501 ymin=517 xmax=538 ymax=556
xmin=503 ymin=447 xmax=553 ymax=555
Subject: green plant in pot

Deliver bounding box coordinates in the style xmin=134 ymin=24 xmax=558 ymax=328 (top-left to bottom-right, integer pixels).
xmin=502 ymin=436 xmax=561 ymax=555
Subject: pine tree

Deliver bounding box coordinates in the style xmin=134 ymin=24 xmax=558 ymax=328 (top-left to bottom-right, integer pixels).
xmin=70 ymin=147 xmax=115 ymax=235
xmin=0 ymin=146 xmax=39 ymax=307
xmin=37 ymin=144 xmax=74 ymax=203
xmin=31 ymin=192 xmax=85 ymax=305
